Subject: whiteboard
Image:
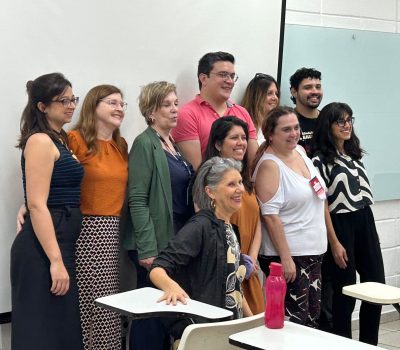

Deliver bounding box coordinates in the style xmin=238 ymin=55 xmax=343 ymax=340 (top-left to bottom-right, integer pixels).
xmin=280 ymin=24 xmax=400 ymax=201
xmin=0 ymin=0 xmax=284 ymax=315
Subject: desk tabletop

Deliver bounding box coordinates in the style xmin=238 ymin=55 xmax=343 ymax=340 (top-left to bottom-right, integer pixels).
xmin=343 ymin=282 xmax=400 ymax=304
xmin=229 ymin=322 xmax=386 ymax=350
xmin=95 ymin=287 xmax=233 ymax=322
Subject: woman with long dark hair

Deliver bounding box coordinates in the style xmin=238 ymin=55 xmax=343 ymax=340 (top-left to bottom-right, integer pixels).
xmin=12 ymin=73 xmax=83 ymax=349
xmin=311 ymin=102 xmax=385 ymax=345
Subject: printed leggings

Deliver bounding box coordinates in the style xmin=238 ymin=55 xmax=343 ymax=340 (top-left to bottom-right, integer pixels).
xmin=259 ymin=254 xmax=324 ymax=327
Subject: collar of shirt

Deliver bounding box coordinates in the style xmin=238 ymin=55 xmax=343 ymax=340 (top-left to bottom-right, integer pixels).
xmin=195 ymin=94 xmax=235 ymax=109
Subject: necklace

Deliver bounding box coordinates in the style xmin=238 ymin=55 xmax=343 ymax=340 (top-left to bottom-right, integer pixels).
xmin=151 ymin=127 xmax=193 ymax=178
xmin=154 ymin=129 xmax=178 ymax=159
xmin=55 ymin=133 xmax=78 ymax=161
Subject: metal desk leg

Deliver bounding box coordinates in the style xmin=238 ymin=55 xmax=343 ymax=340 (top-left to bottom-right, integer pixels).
xmin=393 ymin=303 xmax=400 ymax=314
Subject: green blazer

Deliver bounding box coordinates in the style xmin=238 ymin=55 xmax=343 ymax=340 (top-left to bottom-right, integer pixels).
xmin=121 ymin=127 xmax=174 ymax=260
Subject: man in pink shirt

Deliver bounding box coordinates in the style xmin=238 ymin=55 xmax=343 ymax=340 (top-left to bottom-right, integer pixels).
xmin=172 ymin=51 xmax=258 ymax=170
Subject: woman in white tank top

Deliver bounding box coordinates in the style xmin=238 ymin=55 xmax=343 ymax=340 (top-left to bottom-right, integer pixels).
xmin=252 ymin=106 xmax=327 ymax=328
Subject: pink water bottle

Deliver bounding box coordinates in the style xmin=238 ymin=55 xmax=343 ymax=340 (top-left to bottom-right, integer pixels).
xmin=264 ymin=262 xmax=286 ymax=329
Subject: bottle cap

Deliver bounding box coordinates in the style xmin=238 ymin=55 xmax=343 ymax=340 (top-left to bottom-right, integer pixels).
xmin=269 ymin=262 xmax=283 ymax=276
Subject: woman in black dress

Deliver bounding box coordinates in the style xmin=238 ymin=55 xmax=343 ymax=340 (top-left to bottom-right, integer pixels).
xmin=11 ymin=73 xmax=84 ymax=350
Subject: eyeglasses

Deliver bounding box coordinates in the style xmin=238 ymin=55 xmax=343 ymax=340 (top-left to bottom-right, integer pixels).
xmin=53 ymin=97 xmax=79 ymax=108
xmin=335 ymin=117 xmax=355 ymax=127
xmin=209 ymin=71 xmax=238 ymax=82
xmin=99 ymin=99 xmax=128 ymax=111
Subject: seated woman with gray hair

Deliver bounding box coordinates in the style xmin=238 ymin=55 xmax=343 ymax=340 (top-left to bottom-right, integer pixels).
xmin=150 ymin=156 xmax=252 ymax=319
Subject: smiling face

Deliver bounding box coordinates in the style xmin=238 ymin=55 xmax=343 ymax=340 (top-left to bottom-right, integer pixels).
xmin=292 ymin=77 xmax=323 ymax=110
xmin=269 ymin=113 xmax=300 ymax=151
xmin=152 ymin=91 xmax=178 ymax=133
xmin=96 ymin=92 xmax=125 ymax=130
xmin=331 ymin=113 xmax=353 ymax=147
xmin=263 ymin=82 xmax=280 ymax=115
xmin=200 ymin=61 xmax=236 ymax=103
xmin=217 ymin=125 xmax=247 ymax=161
xmin=207 ymin=168 xmax=244 ymax=220
xmin=42 ymin=86 xmax=76 ymax=131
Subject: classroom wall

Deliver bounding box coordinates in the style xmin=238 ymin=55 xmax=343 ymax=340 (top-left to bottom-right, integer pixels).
xmin=284 ymin=0 xmax=400 ymax=318
xmin=0 ymin=1 xmax=284 ymax=348
xmin=286 ymin=0 xmax=400 ymax=33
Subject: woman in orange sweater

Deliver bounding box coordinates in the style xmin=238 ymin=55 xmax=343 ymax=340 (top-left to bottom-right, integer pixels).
xmin=68 ymin=85 xmax=128 ymax=350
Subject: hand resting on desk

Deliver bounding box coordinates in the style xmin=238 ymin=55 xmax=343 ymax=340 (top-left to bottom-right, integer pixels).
xmin=150 ymin=266 xmax=189 ymax=305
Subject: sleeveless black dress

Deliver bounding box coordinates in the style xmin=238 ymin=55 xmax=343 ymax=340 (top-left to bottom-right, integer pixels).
xmin=11 ymin=139 xmax=84 ymax=350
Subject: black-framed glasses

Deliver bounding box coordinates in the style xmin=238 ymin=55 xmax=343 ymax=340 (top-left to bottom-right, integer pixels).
xmin=335 ymin=117 xmax=355 ymax=127
xmin=209 ymin=71 xmax=238 ymax=82
xmin=53 ymin=97 xmax=79 ymax=108
xmin=99 ymin=99 xmax=128 ymax=111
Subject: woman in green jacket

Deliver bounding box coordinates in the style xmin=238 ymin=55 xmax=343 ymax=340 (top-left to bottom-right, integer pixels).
xmin=122 ymin=81 xmax=194 ymax=350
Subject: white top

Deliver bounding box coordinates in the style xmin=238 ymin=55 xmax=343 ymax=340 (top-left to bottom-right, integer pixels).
xmin=257 ymin=128 xmax=266 ymax=146
xmin=229 ymin=322 xmax=386 ymax=350
xmin=252 ymin=146 xmax=327 ymax=256
xmin=95 ymin=287 xmax=233 ymax=322
xmin=343 ymin=282 xmax=400 ymax=304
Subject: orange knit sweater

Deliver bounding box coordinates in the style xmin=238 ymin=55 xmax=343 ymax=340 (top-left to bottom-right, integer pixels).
xmin=68 ymin=130 xmax=128 ymax=217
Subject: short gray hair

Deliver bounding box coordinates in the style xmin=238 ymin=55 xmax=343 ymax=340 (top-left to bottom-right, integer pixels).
xmin=193 ymin=157 xmax=242 ymax=210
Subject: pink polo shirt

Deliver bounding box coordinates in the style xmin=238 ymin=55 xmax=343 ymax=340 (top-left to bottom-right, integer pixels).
xmin=172 ymin=95 xmax=257 ymax=157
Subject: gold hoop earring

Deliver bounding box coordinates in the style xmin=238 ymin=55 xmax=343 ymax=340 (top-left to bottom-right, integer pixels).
xmin=211 ymin=198 xmax=216 ymax=210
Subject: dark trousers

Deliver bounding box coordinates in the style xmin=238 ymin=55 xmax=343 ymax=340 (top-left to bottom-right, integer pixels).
xmin=11 ymin=207 xmax=83 ymax=350
xmin=328 ymin=206 xmax=385 ymax=345
xmin=127 ymin=250 xmax=167 ymax=350
xmin=317 ymin=256 xmax=334 ymax=332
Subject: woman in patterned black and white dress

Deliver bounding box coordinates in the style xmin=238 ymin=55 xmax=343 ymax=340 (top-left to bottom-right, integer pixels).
xmin=311 ymin=102 xmax=385 ymax=346
xmin=68 ymin=85 xmax=128 ymax=350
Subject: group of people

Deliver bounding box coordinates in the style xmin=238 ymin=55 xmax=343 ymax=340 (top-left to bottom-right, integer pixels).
xmin=11 ymin=51 xmax=385 ymax=350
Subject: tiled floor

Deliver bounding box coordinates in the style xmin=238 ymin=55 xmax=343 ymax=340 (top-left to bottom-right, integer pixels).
xmin=352 ymin=319 xmax=400 ymax=349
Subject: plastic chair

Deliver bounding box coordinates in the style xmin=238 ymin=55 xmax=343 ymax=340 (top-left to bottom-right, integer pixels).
xmin=176 ymin=312 xmax=264 ymax=350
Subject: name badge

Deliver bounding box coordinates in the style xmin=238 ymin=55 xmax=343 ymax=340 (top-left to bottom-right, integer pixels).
xmin=310 ymin=176 xmax=326 ymax=200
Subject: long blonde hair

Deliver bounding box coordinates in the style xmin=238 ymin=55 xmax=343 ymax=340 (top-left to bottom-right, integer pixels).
xmin=72 ymin=84 xmax=127 ymax=156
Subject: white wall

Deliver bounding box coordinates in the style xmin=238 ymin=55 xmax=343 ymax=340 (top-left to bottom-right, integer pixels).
xmin=0 ymin=0 xmax=283 ymax=316
xmin=0 ymin=1 xmax=284 ymax=348
xmin=286 ymin=0 xmax=400 ymax=33
xmin=373 ymin=201 xmax=400 ymax=288
xmin=285 ymin=0 xmax=400 ymax=317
